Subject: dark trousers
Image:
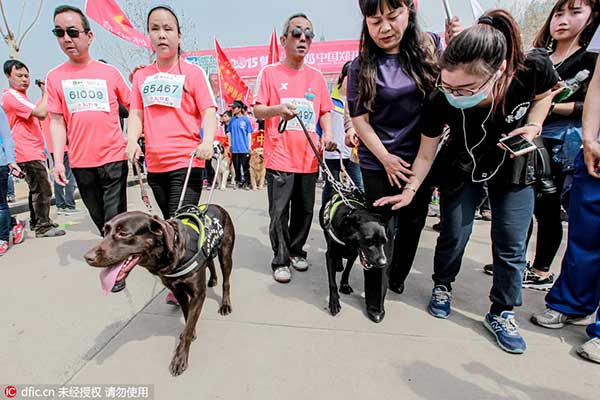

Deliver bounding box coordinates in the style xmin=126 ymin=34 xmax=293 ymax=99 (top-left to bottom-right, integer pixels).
xmin=546 ymin=152 xmax=600 ymax=339
xmin=18 ymin=160 xmax=54 ymax=234
xmin=322 ymin=158 xmax=364 ymax=204
xmin=203 ymin=161 xmax=215 ymax=185
xmin=72 ymin=160 xmax=128 ymax=234
xmin=0 ymin=166 xmax=17 ymax=242
xmin=361 ymin=168 xmax=432 ymax=312
xmin=526 ymin=152 xmax=566 ymax=273
xmin=476 ymin=182 xmax=490 ymax=212
xmin=232 ymin=153 xmax=250 ymax=187
xmin=147 ymin=167 xmax=203 ymax=219
xmin=266 ymin=169 xmax=317 ymax=269
xmin=435 ymin=181 xmax=534 ymax=308
xmin=51 ymin=153 xmax=76 ymax=209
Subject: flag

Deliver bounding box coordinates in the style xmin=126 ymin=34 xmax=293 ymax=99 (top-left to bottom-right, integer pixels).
xmin=85 ymin=0 xmax=151 ymax=49
xmin=215 ymin=39 xmax=253 ymax=105
xmin=267 ymin=28 xmax=281 ymax=65
xmin=470 ymin=0 xmax=485 ymax=22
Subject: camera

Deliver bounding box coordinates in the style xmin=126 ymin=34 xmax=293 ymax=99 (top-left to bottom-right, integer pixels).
xmin=34 ymin=79 xmax=43 ymax=87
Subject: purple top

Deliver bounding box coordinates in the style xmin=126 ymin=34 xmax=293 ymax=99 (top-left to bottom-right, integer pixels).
xmin=347 ymin=53 xmax=429 ymax=171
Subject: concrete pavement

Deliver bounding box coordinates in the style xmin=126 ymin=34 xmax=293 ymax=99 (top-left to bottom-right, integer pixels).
xmin=1 ymin=185 xmax=598 ymax=400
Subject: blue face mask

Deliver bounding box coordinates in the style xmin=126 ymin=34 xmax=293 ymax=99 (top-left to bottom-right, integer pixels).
xmin=444 ymin=90 xmax=488 ymax=109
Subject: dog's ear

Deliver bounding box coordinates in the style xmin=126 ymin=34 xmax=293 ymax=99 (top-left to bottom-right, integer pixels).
xmin=340 ymin=213 xmax=361 ymax=241
xmin=149 ymin=216 xmax=178 ymax=259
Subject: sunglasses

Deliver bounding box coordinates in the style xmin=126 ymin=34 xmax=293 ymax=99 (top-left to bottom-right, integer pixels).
xmin=289 ymin=27 xmax=315 ymax=40
xmin=52 ymin=28 xmax=88 ymax=38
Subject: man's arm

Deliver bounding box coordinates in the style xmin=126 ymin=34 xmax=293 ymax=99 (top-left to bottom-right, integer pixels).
xmin=50 ymin=112 xmax=69 ymax=185
xmin=31 ymin=82 xmax=48 ymax=120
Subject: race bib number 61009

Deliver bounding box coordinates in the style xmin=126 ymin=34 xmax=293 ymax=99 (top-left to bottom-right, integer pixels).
xmin=62 ymin=79 xmax=110 ymax=113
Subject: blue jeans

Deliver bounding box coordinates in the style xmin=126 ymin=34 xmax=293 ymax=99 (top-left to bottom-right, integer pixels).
xmin=7 ymin=174 xmax=14 ymax=197
xmin=53 ymin=153 xmax=76 ymax=209
xmin=435 ymin=181 xmax=534 ymax=307
xmin=322 ymin=158 xmax=363 ymax=204
xmin=546 ymin=151 xmax=600 ymax=339
xmin=0 ymin=166 xmax=17 ymax=242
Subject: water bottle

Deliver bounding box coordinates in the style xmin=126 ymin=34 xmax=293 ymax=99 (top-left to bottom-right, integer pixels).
xmin=554 ymin=69 xmax=590 ymax=103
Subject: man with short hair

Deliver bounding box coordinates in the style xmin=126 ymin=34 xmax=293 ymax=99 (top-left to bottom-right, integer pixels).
xmin=47 ymin=5 xmax=131 ymax=234
xmin=1 ymin=59 xmax=64 ymax=238
xmin=228 ymin=100 xmax=253 ymax=189
xmin=254 ymin=13 xmax=335 ymax=283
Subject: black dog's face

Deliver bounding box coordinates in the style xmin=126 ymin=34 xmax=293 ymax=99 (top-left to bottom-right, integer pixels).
xmin=84 ymin=211 xmax=179 ymax=291
xmin=342 ymin=211 xmax=389 ymax=269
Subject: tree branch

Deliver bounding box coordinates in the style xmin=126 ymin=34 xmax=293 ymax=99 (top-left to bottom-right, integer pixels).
xmin=17 ymin=0 xmax=43 ymax=49
xmin=16 ymin=0 xmax=26 ymax=39
xmin=0 ymin=0 xmax=13 ymax=40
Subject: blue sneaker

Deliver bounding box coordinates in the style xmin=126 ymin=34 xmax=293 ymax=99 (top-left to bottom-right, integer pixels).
xmin=428 ymin=285 xmax=452 ymax=319
xmin=484 ymin=311 xmax=527 ymax=354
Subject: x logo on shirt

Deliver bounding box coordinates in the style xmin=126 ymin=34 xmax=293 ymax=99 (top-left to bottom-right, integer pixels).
xmin=279 ymin=83 xmax=288 ymax=91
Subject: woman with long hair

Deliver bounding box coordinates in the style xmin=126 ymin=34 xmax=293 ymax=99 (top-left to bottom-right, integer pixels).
xmin=126 ymin=5 xmax=217 ymax=304
xmin=516 ymin=0 xmax=599 ymax=289
xmin=347 ymin=0 xmax=440 ymax=322
xmin=376 ymin=9 xmax=559 ymax=353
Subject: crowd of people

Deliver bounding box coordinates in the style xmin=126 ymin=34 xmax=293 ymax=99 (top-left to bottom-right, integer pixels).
xmin=0 ymin=0 xmax=598 ymax=365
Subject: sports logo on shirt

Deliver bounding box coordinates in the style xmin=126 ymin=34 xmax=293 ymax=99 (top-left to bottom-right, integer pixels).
xmin=279 ymin=82 xmax=288 ymax=91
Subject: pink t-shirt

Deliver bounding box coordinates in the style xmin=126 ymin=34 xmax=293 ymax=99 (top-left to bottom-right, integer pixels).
xmin=130 ymin=60 xmax=217 ymax=172
xmin=46 ymin=60 xmax=130 ymax=168
xmin=1 ymin=89 xmax=45 ymax=163
xmin=255 ymin=62 xmax=333 ymax=173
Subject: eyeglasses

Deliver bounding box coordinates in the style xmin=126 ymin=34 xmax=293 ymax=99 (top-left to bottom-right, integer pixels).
xmin=436 ymin=73 xmax=495 ymax=97
xmin=289 ymin=27 xmax=315 ymax=40
xmin=52 ymin=28 xmax=88 ymax=38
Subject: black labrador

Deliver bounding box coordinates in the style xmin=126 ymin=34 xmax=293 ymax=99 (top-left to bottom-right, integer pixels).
xmin=84 ymin=206 xmax=234 ymax=376
xmin=319 ymin=194 xmax=390 ymax=316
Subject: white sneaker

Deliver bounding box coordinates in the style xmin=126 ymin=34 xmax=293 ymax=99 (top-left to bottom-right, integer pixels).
xmin=530 ymin=307 xmax=590 ymax=329
xmin=290 ymin=256 xmax=309 ymax=272
xmin=577 ymin=337 xmax=600 ymax=364
xmin=273 ymin=266 xmax=291 ymax=283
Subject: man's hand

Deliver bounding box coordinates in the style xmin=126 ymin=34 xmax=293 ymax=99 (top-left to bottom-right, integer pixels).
xmin=583 ymin=139 xmax=600 ymax=178
xmin=126 ymin=140 xmax=142 ymax=162
xmin=53 ymin=163 xmax=68 ymax=186
xmin=322 ymin=132 xmax=337 ymax=151
xmin=194 ymin=141 xmax=213 ymax=160
xmin=345 ymin=131 xmax=359 ymax=147
xmin=8 ymin=163 xmax=23 ymax=178
xmin=278 ymin=103 xmax=297 ymax=121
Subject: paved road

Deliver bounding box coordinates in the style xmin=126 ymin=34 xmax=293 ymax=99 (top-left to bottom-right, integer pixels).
xmin=1 ymin=185 xmax=597 ymax=400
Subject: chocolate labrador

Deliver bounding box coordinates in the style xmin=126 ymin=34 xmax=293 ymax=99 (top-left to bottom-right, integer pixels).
xmin=84 ymin=205 xmax=234 ymax=376
xmin=319 ymin=193 xmax=389 ymax=316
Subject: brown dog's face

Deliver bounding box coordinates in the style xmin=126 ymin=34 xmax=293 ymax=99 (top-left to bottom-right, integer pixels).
xmin=251 ymin=148 xmax=264 ymax=163
xmin=84 ymin=211 xmax=179 ymax=292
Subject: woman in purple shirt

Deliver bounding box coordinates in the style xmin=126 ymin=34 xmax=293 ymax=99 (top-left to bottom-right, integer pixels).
xmin=347 ymin=0 xmax=440 ymax=323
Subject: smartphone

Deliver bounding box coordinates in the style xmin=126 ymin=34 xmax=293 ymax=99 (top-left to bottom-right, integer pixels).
xmin=499 ymin=135 xmax=537 ymax=157
xmin=9 ymin=167 xmax=25 ymax=179
xmin=443 ymin=0 xmax=453 ymax=20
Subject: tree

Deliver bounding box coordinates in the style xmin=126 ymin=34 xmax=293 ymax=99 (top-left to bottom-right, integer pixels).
xmin=504 ymin=0 xmax=554 ymax=49
xmin=96 ymin=0 xmax=202 ymax=76
xmin=0 ymin=0 xmax=44 ymax=59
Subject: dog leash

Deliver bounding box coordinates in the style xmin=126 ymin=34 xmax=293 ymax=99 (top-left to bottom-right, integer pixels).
xmin=133 ymin=160 xmax=152 ymax=212
xmin=177 ymin=142 xmax=224 ymax=211
xmin=278 ymin=114 xmax=363 ymax=208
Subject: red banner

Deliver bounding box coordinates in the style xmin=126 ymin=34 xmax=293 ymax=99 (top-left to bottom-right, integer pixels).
xmin=268 ymin=29 xmax=281 ymax=65
xmin=215 ymin=39 xmax=253 ymax=105
xmin=251 ymin=131 xmax=265 ymax=150
xmin=85 ymin=0 xmax=151 ymax=49
xmin=186 ymin=40 xmax=359 ymax=78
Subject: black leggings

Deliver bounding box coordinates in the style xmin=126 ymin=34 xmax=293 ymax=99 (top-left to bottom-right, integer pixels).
xmin=360 ymin=168 xmax=432 ymax=311
xmin=147 ymin=167 xmax=203 ymax=219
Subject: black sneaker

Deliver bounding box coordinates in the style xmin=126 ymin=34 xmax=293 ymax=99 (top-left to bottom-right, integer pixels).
xmin=522 ymin=266 xmax=554 ymax=291
xmin=483 ymin=264 xmax=494 ymax=275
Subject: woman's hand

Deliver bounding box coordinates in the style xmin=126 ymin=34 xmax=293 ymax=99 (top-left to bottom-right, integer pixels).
xmin=498 ymin=125 xmax=540 ymax=158
xmin=194 ymin=141 xmax=213 ymax=160
xmin=345 ymin=131 xmax=359 ymax=147
xmin=373 ymin=189 xmax=416 ymax=210
xmin=583 ymin=139 xmax=600 ymax=178
xmin=382 ymin=153 xmax=413 ymax=187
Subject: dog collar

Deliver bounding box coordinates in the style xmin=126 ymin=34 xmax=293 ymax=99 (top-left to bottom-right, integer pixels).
xmin=323 ymin=194 xmax=365 ymax=246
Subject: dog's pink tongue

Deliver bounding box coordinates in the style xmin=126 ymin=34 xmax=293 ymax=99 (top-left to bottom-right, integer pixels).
xmin=99 ymin=262 xmax=124 ymax=295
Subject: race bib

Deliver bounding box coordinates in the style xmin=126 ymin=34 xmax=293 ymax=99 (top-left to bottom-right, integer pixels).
xmin=141 ymin=73 xmax=186 ymax=108
xmin=62 ymin=79 xmax=110 ymax=113
xmin=281 ymin=97 xmax=316 ymax=132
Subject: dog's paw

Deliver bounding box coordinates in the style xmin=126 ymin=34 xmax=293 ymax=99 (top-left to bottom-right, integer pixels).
xmin=219 ymin=303 xmax=232 ymax=316
xmin=169 ymin=350 xmax=189 ymax=376
xmin=208 ymin=277 xmax=218 ymax=287
xmin=328 ymin=298 xmax=341 ymax=316
xmin=339 ymin=284 xmax=354 ymax=295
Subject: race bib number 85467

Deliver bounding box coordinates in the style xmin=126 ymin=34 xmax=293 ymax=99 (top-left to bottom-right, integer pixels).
xmin=141 ymin=73 xmax=186 ymax=108
xmin=62 ymin=79 xmax=110 ymax=113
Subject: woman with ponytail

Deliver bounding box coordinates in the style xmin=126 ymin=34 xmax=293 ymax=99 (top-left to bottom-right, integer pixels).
xmin=347 ymin=0 xmax=441 ymax=323
xmin=376 ymin=10 xmax=559 ymax=353
xmin=126 ymin=6 xmax=218 ymax=305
